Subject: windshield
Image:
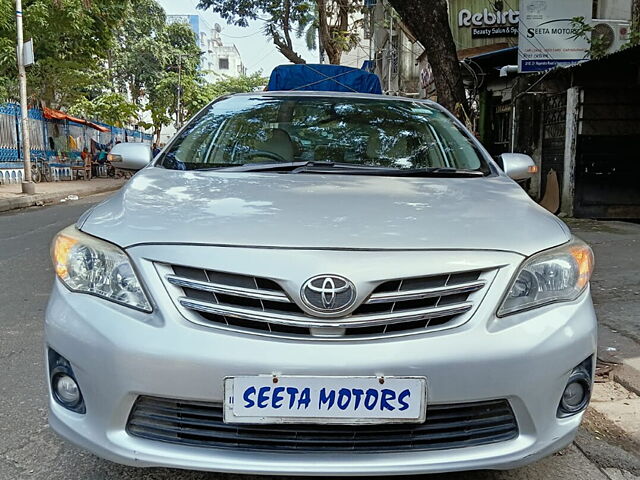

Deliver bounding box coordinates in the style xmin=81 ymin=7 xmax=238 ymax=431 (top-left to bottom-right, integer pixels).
xmin=160 ymin=95 xmax=489 ymax=174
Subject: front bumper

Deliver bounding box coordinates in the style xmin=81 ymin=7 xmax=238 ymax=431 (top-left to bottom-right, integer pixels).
xmin=45 ymin=277 xmax=597 ymax=475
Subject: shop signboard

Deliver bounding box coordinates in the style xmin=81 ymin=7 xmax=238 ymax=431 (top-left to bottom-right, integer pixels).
xmin=518 ymin=0 xmax=592 ymax=72
xmin=457 ymin=8 xmax=519 ymax=38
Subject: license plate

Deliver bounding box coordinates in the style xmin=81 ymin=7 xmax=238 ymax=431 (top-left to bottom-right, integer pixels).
xmin=223 ymin=376 xmax=427 ymax=424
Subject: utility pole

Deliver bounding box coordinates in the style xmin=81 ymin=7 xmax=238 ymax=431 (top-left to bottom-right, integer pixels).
xmin=16 ymin=0 xmax=34 ymax=194
xmin=176 ymin=54 xmax=182 ymax=129
xmin=387 ymin=9 xmax=393 ymax=94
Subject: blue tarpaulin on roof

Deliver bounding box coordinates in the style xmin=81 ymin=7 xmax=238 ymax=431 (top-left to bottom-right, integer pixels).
xmin=266 ymin=64 xmax=382 ymax=94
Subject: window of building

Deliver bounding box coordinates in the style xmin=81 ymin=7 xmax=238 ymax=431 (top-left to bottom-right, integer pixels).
xmin=219 ymin=58 xmax=229 ymax=70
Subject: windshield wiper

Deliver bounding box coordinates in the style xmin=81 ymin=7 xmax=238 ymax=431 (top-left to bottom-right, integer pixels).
xmin=289 ymin=166 xmax=485 ymax=177
xmin=199 ymin=161 xmax=330 ymax=172
xmin=194 ymin=162 xmax=484 ymax=177
xmin=203 ymin=161 xmax=396 ymax=173
xmin=397 ymin=167 xmax=485 ymax=177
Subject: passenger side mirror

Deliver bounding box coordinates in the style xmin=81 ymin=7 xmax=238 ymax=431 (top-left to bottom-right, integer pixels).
xmin=498 ymin=153 xmax=538 ymax=181
xmin=108 ymin=143 xmax=152 ymax=171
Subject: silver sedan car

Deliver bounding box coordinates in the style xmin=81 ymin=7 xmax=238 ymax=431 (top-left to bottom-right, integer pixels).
xmin=46 ymin=92 xmax=596 ymax=475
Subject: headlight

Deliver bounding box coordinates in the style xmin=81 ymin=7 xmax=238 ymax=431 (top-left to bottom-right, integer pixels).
xmin=498 ymin=238 xmax=594 ymax=316
xmin=51 ymin=226 xmax=151 ymax=312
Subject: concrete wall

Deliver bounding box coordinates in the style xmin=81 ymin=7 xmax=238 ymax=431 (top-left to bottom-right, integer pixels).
xmin=597 ymin=0 xmax=632 ymax=19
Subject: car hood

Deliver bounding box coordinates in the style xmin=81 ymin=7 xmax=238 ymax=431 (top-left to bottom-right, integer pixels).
xmin=80 ymin=167 xmax=569 ymax=256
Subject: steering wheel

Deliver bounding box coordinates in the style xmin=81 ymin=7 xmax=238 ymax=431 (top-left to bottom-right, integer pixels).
xmin=244 ymin=149 xmax=288 ymax=164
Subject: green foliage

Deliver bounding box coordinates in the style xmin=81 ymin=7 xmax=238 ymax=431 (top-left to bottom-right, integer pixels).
xmin=146 ymin=70 xmax=266 ymax=139
xmin=144 ymin=23 xmax=204 ymax=137
xmin=572 ymin=15 xmax=640 ymax=55
xmin=191 ymin=72 xmax=266 ymax=112
xmin=0 ymin=0 xmax=207 ymax=134
xmin=196 ymin=0 xmax=315 ymax=64
xmin=0 ymin=0 xmax=264 ymax=137
xmin=0 ymin=0 xmax=130 ymax=104
xmin=570 ymin=16 xmax=608 ymax=60
xmin=197 ymin=0 xmax=362 ymax=64
xmin=625 ymin=29 xmax=640 ymax=48
xmin=68 ymin=92 xmax=138 ymax=127
xmin=110 ymin=0 xmax=168 ymax=101
xmin=197 ymin=0 xmax=313 ymax=29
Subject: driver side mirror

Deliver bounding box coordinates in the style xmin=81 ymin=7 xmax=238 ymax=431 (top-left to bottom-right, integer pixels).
xmin=107 ymin=143 xmax=152 ymax=171
xmin=498 ymin=153 xmax=538 ymax=181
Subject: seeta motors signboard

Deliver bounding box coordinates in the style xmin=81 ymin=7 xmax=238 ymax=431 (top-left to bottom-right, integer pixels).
xmin=518 ymin=0 xmax=592 ymax=73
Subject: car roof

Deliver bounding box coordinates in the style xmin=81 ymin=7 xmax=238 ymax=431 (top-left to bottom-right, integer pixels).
xmin=228 ymin=90 xmax=441 ymax=108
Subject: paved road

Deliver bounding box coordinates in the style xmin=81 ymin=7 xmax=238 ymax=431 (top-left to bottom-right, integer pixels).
xmin=567 ymin=219 xmax=640 ymax=344
xmin=0 ymin=195 xmax=634 ymax=480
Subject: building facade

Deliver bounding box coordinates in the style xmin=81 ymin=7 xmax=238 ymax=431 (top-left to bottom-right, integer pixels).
xmin=342 ymin=0 xmax=638 ymax=218
xmin=166 ymin=15 xmax=246 ymax=82
xmin=337 ymin=2 xmax=425 ymax=96
xmin=454 ymin=0 xmax=637 ymax=218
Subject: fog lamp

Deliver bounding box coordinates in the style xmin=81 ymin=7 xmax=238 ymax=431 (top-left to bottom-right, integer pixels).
xmin=557 ymin=357 xmax=592 ymax=417
xmin=561 ymin=380 xmax=587 ymax=411
xmin=54 ymin=374 xmax=81 ymax=406
xmin=48 ymin=348 xmax=86 ymax=414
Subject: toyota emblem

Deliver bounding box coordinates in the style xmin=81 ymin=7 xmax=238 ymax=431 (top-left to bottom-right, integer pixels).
xmin=301 ymin=275 xmax=356 ymax=314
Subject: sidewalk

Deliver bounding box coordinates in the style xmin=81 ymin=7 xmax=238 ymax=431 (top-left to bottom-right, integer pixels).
xmin=0 ymin=178 xmax=126 ymax=213
xmin=566 ymin=218 xmax=640 ymax=465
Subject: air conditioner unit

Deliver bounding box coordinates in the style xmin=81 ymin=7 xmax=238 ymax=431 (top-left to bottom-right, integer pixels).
xmin=590 ymin=20 xmax=630 ymax=54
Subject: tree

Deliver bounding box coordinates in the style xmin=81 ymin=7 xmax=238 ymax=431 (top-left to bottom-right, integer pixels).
xmin=109 ymin=0 xmax=168 ymax=103
xmin=196 ymin=0 xmax=312 ymax=64
xmin=189 ymin=72 xmax=267 ymax=113
xmin=146 ymin=22 xmax=203 ymax=141
xmin=0 ymin=0 xmax=208 ymax=135
xmin=316 ymin=0 xmax=361 ymax=64
xmin=108 ymin=11 xmax=204 ymax=141
xmin=196 ymin=0 xmax=362 ymax=65
xmin=139 ymin=72 xmax=266 ymax=143
xmin=387 ymin=0 xmax=467 ymax=119
xmin=0 ymin=0 xmax=130 ymax=107
xmin=68 ymin=92 xmax=138 ymax=127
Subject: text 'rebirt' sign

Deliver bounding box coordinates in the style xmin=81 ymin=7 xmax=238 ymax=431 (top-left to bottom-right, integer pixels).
xmin=458 ymin=8 xmax=519 ymax=38
xmin=518 ymin=0 xmax=592 ymax=73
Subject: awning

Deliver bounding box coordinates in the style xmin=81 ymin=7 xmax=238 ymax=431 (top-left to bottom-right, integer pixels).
xmin=457 ymin=44 xmax=513 ymax=61
xmin=43 ymin=107 xmax=109 ymax=133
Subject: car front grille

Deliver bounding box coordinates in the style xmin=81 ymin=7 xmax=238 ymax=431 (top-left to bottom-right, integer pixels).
xmin=127 ymin=396 xmax=518 ymax=452
xmin=160 ymin=264 xmax=489 ymax=339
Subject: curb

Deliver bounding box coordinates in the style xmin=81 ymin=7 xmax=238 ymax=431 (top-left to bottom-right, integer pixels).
xmin=599 ymin=325 xmax=640 ymax=397
xmin=612 ymin=364 xmax=640 ymax=398
xmin=0 ymin=184 xmax=123 ymax=214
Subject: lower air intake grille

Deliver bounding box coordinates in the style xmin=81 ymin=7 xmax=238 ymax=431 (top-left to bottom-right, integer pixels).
xmin=127 ymin=396 xmax=518 ymax=452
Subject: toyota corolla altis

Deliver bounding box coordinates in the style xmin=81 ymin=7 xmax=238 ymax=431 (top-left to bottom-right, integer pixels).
xmin=46 ymin=92 xmax=596 ymax=475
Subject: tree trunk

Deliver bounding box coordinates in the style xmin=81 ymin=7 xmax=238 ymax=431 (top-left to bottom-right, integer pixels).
xmin=317 ymin=0 xmax=337 ymax=63
xmin=317 ymin=0 xmax=350 ymax=64
xmin=268 ymin=25 xmax=307 ymax=64
xmin=387 ymin=0 xmax=467 ymax=120
xmin=272 ymin=36 xmax=307 ymax=64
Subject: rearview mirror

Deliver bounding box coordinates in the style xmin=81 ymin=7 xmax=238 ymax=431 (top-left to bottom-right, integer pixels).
xmin=108 ymin=143 xmax=152 ymax=171
xmin=498 ymin=153 xmax=538 ymax=181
